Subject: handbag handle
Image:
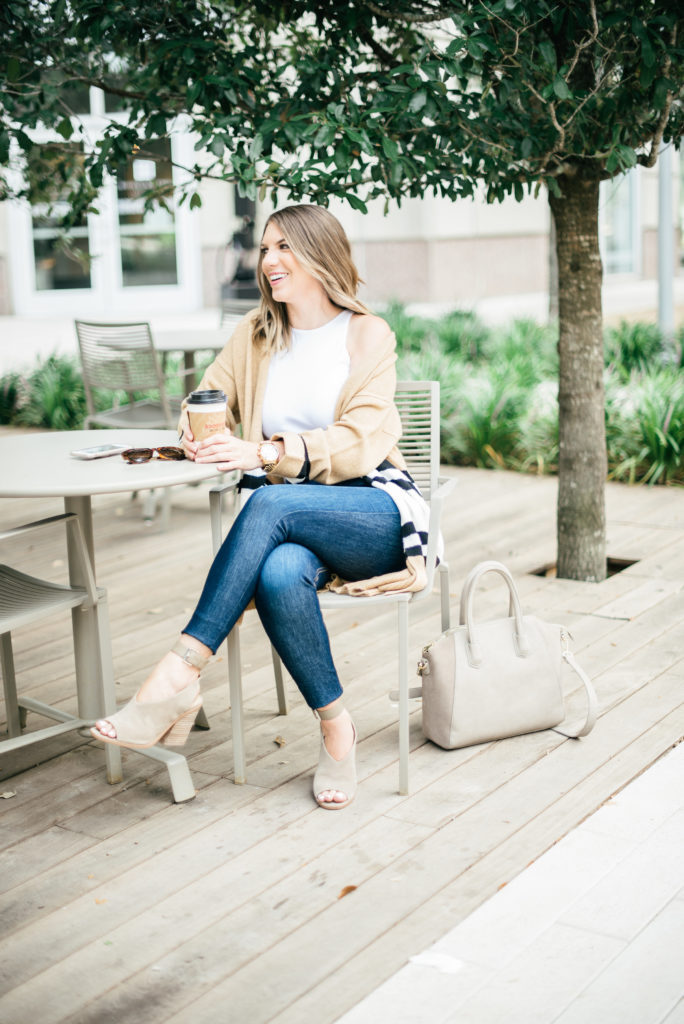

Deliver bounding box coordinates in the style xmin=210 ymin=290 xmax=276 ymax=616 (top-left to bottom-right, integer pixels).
xmin=459 ymin=560 xmax=529 ymax=667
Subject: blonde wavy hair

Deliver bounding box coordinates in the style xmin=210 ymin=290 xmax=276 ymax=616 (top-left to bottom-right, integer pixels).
xmin=253 ymin=204 xmax=370 ymax=353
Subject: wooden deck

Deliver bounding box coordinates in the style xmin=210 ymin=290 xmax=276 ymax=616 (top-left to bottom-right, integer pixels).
xmin=1 ymin=460 xmax=683 ymax=1024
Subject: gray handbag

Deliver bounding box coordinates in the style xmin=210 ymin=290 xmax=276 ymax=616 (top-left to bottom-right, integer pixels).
xmin=417 ymin=560 xmax=597 ymax=750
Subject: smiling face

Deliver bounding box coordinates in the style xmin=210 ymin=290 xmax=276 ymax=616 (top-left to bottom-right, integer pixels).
xmin=258 ymin=220 xmax=324 ymax=306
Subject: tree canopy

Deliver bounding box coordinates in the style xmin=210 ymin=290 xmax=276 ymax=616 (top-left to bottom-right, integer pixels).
xmin=2 ymin=0 xmax=683 ymax=581
xmin=2 ymin=1 xmax=682 ymax=216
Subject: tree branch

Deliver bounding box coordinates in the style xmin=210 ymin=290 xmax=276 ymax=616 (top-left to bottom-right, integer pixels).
xmin=638 ymin=26 xmax=676 ymax=168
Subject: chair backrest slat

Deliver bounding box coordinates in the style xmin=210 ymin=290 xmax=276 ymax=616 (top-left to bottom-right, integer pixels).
xmin=395 ymin=380 xmax=440 ymax=500
xmin=74 ymin=320 xmax=171 ymax=424
xmin=220 ymin=298 xmax=257 ymax=330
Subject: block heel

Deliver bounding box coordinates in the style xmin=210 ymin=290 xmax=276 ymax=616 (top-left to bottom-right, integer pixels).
xmin=161 ymin=702 xmax=203 ymax=746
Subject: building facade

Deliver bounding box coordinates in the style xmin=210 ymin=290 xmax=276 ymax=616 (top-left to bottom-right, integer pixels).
xmin=0 ymin=90 xmax=680 ymax=319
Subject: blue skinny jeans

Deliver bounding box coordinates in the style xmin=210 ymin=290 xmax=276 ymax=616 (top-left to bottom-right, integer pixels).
xmin=184 ymin=482 xmax=406 ymax=709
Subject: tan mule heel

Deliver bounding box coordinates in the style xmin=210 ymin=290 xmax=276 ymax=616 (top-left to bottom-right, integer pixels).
xmin=160 ymin=704 xmax=203 ymax=746
xmin=90 ymin=641 xmax=210 ymax=750
xmin=313 ymin=699 xmax=357 ymax=811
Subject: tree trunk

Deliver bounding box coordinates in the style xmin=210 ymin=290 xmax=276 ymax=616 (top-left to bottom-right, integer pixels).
xmin=549 ymin=175 xmax=607 ymax=582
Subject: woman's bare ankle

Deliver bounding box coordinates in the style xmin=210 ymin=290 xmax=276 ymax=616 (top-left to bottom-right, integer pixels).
xmin=137 ymin=636 xmax=210 ymax=703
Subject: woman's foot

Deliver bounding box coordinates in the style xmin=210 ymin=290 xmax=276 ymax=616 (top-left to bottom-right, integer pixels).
xmin=314 ymin=702 xmax=357 ymax=809
xmin=90 ymin=637 xmax=211 ymax=748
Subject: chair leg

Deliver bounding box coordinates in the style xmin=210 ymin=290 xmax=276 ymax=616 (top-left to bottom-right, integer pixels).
xmin=1 ymin=633 xmax=22 ymax=738
xmin=227 ymin=627 xmax=246 ymax=784
xmin=94 ymin=589 xmax=123 ymax=785
xmin=271 ymin=645 xmax=289 ymax=715
xmin=397 ymin=602 xmax=410 ymax=796
xmin=439 ymin=562 xmax=452 ymax=632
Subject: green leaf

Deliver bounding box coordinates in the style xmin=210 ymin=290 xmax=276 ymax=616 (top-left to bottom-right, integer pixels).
xmin=381 ymin=136 xmax=399 ymax=161
xmin=552 ymin=77 xmax=572 ymax=100
xmin=56 ymin=118 xmax=73 ymax=140
xmin=6 ymin=57 xmax=20 ymax=82
xmin=209 ymin=136 xmax=225 ymax=157
xmin=314 ymin=124 xmax=336 ymax=148
xmin=147 ymin=113 xmax=166 ymax=137
xmin=187 ymin=81 xmax=202 ymax=106
xmin=345 ymin=193 xmax=367 ymax=213
xmin=189 ymin=192 xmax=202 ymax=210
xmin=539 ymin=40 xmax=556 ymax=68
xmin=250 ymin=134 xmax=263 ymax=160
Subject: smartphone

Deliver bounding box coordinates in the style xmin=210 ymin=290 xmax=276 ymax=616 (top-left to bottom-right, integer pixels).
xmin=70 ymin=443 xmax=129 ymax=460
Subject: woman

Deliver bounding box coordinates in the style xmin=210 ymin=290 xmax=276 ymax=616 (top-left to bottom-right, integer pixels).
xmin=91 ymin=204 xmax=432 ymax=810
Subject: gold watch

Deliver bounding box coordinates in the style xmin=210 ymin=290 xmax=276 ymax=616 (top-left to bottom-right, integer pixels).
xmin=257 ymin=440 xmax=280 ymax=473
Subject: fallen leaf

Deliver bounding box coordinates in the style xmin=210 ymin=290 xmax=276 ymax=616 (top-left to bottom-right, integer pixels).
xmin=147 ymin=607 xmax=164 ymax=615
xmin=1 ymin=791 xmax=16 ymax=799
xmin=88 ymin=874 xmax=95 ymax=880
xmin=337 ymin=885 xmax=357 ymax=900
xmin=52 ymin=558 xmax=64 ymax=568
xmin=274 ymin=735 xmax=286 ymax=747
xmin=95 ymin=898 xmax=107 ymax=905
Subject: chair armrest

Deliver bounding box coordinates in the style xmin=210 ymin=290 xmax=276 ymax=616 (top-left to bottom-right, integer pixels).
xmin=0 ymin=513 xmax=98 ymax=607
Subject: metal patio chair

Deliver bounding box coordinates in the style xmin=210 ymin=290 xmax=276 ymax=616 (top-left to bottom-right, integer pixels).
xmin=75 ymin=320 xmax=183 ymax=430
xmin=0 ymin=513 xmax=122 ymax=783
xmin=219 ymin=297 xmax=257 ymax=332
xmin=75 ymin=320 xmax=188 ymax=524
xmin=208 ymin=380 xmax=454 ymax=795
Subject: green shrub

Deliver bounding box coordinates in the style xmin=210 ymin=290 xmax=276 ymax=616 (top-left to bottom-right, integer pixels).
xmin=0 ymin=371 xmax=21 ymax=424
xmin=383 ymin=301 xmax=435 ymax=356
xmin=445 ymin=372 xmax=524 ymax=469
xmin=608 ymin=368 xmax=684 ymax=485
xmin=517 ymin=379 xmax=559 ymax=474
xmin=604 ymin=320 xmax=667 ymax=377
xmin=13 ymin=354 xmax=89 ymax=430
xmin=435 ymin=309 xmax=490 ymax=362
xmin=486 ymin=319 xmax=558 ymax=387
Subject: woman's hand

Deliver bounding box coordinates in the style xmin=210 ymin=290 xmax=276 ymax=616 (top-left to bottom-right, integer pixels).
xmin=186 ymin=427 xmax=262 ymax=473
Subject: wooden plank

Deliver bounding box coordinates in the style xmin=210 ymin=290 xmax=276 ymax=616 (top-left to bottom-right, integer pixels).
xmin=151 ymin=676 xmax=684 ymax=1024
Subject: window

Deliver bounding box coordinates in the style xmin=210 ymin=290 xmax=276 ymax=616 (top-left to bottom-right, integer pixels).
xmin=117 ymin=139 xmax=179 ymax=287
xmin=29 ymin=143 xmax=92 ymax=291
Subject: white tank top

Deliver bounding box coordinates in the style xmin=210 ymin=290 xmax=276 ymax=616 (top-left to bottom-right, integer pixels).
xmin=261 ymin=309 xmax=352 ymax=439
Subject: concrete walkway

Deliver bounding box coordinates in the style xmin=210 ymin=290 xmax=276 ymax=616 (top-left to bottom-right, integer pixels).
xmin=340 ymin=740 xmax=684 ymax=1024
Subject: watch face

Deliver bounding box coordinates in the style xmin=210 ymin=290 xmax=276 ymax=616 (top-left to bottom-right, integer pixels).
xmin=260 ymin=442 xmax=279 ymax=468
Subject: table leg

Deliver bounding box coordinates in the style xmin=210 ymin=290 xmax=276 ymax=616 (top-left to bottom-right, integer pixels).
xmin=64 ymin=496 xmax=194 ymax=801
xmin=184 ymin=349 xmax=197 ymax=391
xmin=64 ymin=496 xmax=122 ymax=781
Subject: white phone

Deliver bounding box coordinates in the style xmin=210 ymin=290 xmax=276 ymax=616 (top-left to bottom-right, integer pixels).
xmin=70 ymin=443 xmax=128 ymax=460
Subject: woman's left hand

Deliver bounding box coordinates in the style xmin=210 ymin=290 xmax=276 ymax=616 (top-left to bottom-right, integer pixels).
xmin=192 ymin=430 xmax=262 ymax=473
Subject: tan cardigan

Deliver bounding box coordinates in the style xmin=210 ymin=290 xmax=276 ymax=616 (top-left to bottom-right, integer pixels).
xmin=180 ymin=312 xmax=429 ymax=596
xmin=180 ymin=310 xmax=407 ymax=481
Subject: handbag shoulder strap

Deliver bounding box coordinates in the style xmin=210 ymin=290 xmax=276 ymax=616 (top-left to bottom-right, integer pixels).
xmin=552 ymin=648 xmax=598 ymax=738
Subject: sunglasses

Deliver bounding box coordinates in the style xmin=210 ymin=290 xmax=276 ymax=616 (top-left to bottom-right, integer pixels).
xmin=121 ymin=446 xmax=186 ymax=464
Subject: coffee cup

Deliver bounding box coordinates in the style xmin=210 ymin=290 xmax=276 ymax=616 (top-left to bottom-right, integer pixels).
xmin=186 ymin=389 xmax=228 ymax=441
